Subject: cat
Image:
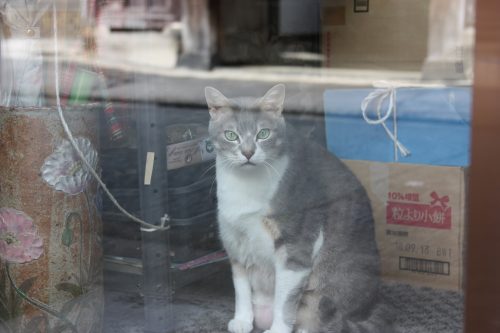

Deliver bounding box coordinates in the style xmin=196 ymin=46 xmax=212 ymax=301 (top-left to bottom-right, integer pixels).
xmin=205 ymin=84 xmax=393 ymax=333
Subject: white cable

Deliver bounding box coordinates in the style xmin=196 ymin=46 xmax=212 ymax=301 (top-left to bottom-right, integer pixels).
xmin=51 ymin=1 xmax=168 ymax=231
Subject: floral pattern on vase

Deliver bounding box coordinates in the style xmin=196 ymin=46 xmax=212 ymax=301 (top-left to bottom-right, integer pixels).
xmin=0 ymin=107 xmax=104 ymax=333
xmin=0 ymin=103 xmax=103 ymax=333
xmin=0 ymin=208 xmax=43 ymax=264
xmin=40 ymin=137 xmax=98 ymax=195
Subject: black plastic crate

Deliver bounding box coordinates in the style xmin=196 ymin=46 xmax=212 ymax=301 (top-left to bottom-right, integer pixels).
xmin=103 ymin=159 xmax=216 ymax=217
xmin=167 ymin=161 xmax=215 ymax=188
xmin=103 ymin=209 xmax=220 ymax=264
xmin=101 ymin=148 xmax=139 ymax=188
xmin=103 ymin=179 xmax=216 ymax=219
xmin=103 ymin=188 xmax=140 ymax=215
xmin=168 ymin=175 xmax=216 ymax=219
xmin=170 ymin=210 xmax=220 ymax=263
xmin=101 ymin=145 xmax=215 ymax=189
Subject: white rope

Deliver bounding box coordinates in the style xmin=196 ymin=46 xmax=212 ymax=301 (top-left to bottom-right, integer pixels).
xmin=51 ymin=1 xmax=168 ymax=231
xmin=361 ymin=83 xmax=410 ymax=161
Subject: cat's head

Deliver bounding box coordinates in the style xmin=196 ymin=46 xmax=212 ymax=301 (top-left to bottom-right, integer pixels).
xmin=205 ymin=84 xmax=287 ymax=170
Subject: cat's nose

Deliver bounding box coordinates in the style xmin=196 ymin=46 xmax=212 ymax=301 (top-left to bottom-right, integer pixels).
xmin=242 ymin=150 xmax=255 ymax=160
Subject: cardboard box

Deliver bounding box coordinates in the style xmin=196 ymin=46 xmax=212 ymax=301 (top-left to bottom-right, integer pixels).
xmin=421 ymin=0 xmax=475 ymax=80
xmin=344 ymin=159 xmax=467 ymax=291
xmin=324 ymin=87 xmax=472 ymax=166
xmin=321 ymin=0 xmax=430 ymax=69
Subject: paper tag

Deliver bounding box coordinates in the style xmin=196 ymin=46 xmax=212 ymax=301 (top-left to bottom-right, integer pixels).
xmin=144 ymin=152 xmax=155 ymax=185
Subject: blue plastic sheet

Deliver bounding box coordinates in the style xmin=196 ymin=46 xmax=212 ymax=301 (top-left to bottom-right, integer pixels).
xmin=324 ymin=87 xmax=472 ymax=166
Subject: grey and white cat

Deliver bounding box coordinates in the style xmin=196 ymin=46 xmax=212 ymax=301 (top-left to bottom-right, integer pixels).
xmin=205 ymin=84 xmax=392 ymax=333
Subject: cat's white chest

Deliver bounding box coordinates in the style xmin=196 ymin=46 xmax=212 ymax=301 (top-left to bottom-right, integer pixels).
xmin=219 ymin=215 xmax=275 ymax=268
xmin=216 ymin=157 xmax=288 ymax=267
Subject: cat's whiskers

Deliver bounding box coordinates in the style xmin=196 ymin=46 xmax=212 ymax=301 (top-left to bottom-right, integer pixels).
xmin=200 ymin=162 xmax=216 ymax=179
xmin=209 ymin=174 xmax=217 ymax=196
xmin=223 ymin=157 xmax=239 ymax=169
xmin=262 ymin=162 xmax=273 ymax=181
xmin=263 ymin=160 xmax=282 ymax=178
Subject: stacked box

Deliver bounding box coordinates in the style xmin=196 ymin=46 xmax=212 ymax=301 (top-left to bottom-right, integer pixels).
xmin=344 ymin=160 xmax=467 ymax=291
xmin=324 ymin=87 xmax=471 ymax=291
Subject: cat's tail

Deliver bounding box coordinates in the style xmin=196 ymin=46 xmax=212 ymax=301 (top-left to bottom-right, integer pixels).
xmin=320 ymin=301 xmax=397 ymax=333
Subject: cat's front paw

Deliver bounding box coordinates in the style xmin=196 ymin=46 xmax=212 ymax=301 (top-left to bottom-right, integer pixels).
xmin=228 ymin=318 xmax=253 ymax=333
xmin=263 ymin=324 xmax=292 ymax=333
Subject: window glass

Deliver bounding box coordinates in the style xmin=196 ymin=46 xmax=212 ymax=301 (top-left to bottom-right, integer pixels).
xmin=0 ymin=1 xmax=475 ymax=332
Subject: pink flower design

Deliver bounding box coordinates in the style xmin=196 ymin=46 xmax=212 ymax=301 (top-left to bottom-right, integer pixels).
xmin=41 ymin=137 xmax=98 ymax=195
xmin=0 ymin=208 xmax=43 ymax=264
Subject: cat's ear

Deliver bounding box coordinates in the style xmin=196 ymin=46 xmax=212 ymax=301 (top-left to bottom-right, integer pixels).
xmin=260 ymin=84 xmax=285 ymax=115
xmin=205 ymin=87 xmax=230 ymax=119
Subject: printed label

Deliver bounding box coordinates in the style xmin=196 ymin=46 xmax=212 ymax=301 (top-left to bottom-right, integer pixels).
xmin=386 ymin=229 xmax=409 ymax=237
xmin=166 ymin=139 xmax=201 ymax=170
xmin=166 ymin=137 xmax=216 ymax=170
xmin=199 ymin=138 xmax=216 ymax=161
xmin=386 ymin=191 xmax=452 ymax=229
xmin=399 ymin=256 xmax=450 ymax=276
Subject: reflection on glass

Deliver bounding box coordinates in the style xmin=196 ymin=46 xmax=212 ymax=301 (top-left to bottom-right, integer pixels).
xmin=0 ymin=1 xmax=474 ymax=332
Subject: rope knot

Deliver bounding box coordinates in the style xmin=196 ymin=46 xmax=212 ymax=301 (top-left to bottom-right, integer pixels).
xmin=360 ymin=81 xmax=411 ymax=161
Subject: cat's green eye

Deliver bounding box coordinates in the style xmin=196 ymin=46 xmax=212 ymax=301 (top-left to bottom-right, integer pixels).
xmin=257 ymin=128 xmax=271 ymax=140
xmin=224 ymin=130 xmax=239 ymax=141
